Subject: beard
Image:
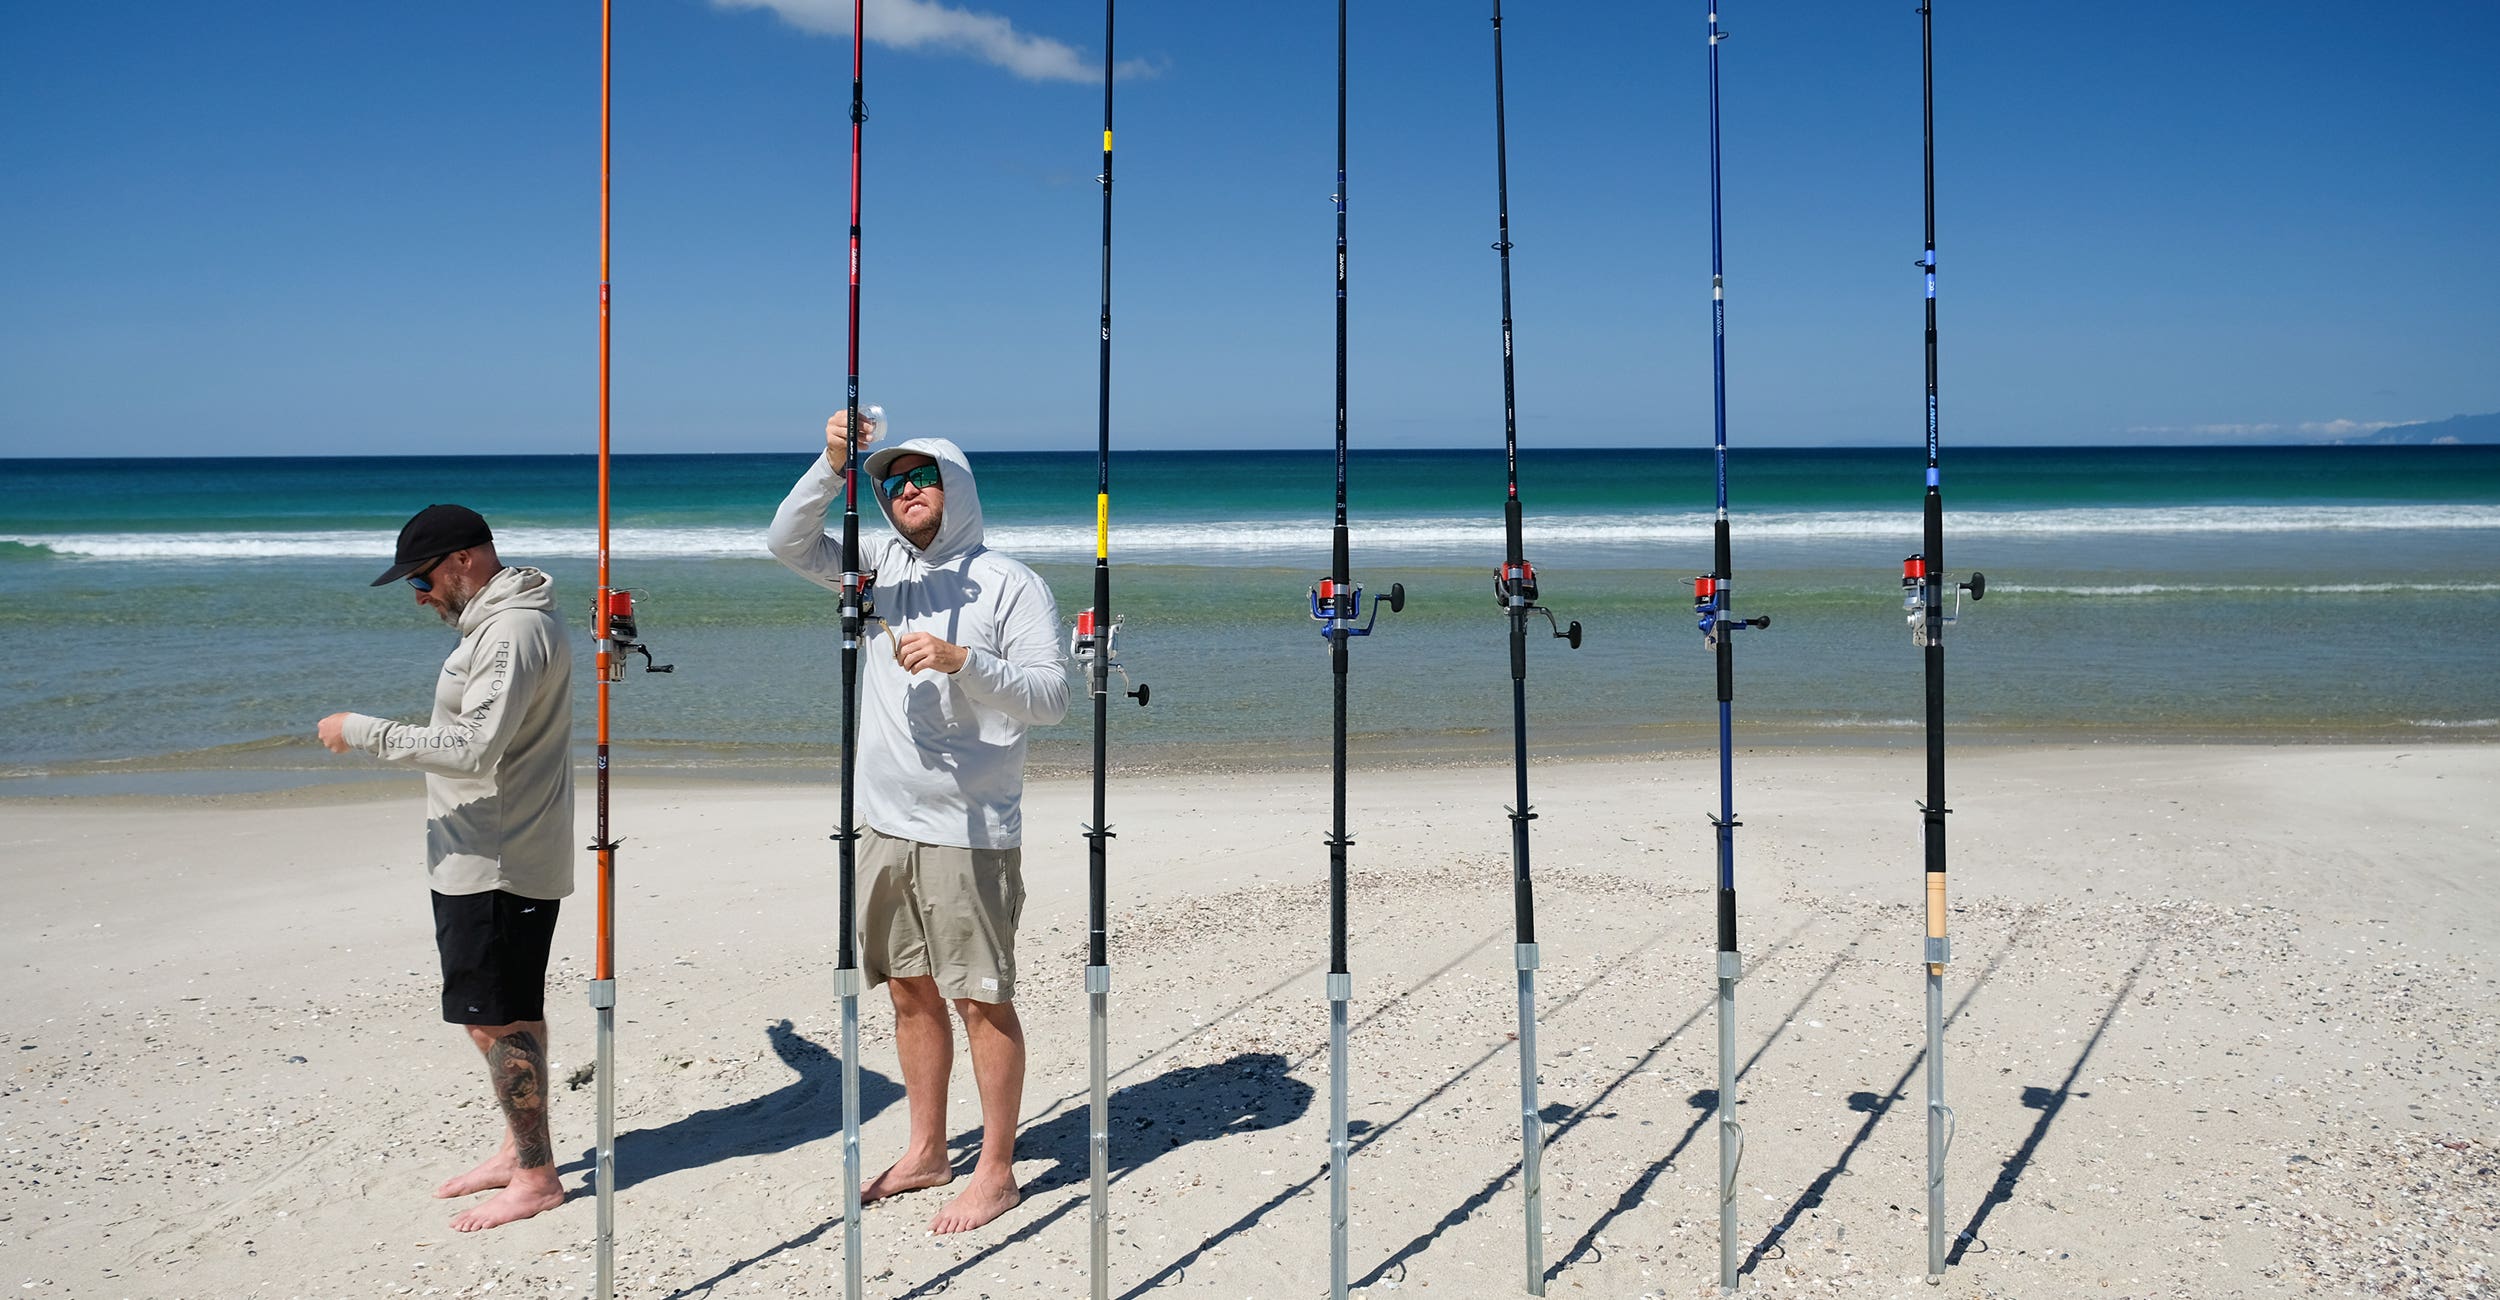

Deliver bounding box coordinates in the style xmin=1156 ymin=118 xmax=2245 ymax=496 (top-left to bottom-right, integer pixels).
xmin=898 ymin=503 xmax=943 ymax=550
xmin=430 ymin=572 xmax=480 ymax=625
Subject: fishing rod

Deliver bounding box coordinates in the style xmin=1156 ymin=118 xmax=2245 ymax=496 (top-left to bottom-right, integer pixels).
xmin=833 ymin=0 xmax=870 ymax=1295
xmin=1693 ymin=6 xmax=1769 ymax=1291
xmin=587 ymin=7 xmax=675 ymax=1296
xmin=1483 ymin=4 xmax=1581 ymax=1294
xmin=1073 ymin=5 xmax=1150 ymax=1297
xmin=1308 ymin=2 xmax=1401 ymax=1294
xmin=1902 ymin=1 xmax=1983 ymax=1281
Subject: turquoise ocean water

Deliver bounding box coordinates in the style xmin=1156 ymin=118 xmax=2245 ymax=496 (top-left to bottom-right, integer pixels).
xmin=4 ymin=445 xmax=2496 ymax=794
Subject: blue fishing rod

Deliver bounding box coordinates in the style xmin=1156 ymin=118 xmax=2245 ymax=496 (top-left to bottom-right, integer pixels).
xmin=1902 ymin=1 xmax=1984 ymax=1281
xmin=1073 ymin=5 xmax=1149 ymax=1296
xmin=1693 ymin=6 xmax=1769 ymax=1291
xmin=1309 ymin=2 xmax=1401 ymax=1293
xmin=1483 ymin=4 xmax=1581 ymax=1293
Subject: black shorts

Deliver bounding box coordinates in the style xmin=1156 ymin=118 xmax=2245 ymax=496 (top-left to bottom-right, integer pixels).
xmin=432 ymin=890 xmax=562 ymax=1025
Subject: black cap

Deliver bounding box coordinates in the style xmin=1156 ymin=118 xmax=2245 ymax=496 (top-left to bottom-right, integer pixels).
xmin=371 ymin=504 xmax=493 ymax=586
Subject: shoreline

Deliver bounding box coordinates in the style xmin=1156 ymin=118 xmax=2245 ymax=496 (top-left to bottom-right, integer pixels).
xmin=8 ymin=725 xmax=2496 ymax=802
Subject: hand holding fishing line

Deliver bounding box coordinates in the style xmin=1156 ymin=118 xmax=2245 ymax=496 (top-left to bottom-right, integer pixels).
xmin=892 ymin=630 xmax=967 ymax=675
xmin=825 ymin=405 xmax=887 ymax=460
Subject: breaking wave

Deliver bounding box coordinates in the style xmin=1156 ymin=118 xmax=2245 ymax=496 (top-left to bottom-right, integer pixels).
xmin=8 ymin=503 xmax=2500 ymax=563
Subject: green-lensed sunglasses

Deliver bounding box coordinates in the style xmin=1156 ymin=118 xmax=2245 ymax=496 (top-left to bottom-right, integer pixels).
xmin=880 ymin=464 xmax=943 ymax=498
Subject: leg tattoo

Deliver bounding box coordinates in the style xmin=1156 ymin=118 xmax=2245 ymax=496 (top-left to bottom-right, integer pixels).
xmin=487 ymin=1029 xmax=554 ymax=1169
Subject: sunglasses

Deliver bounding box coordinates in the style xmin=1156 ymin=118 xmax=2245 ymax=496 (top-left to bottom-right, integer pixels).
xmin=880 ymin=464 xmax=943 ymax=499
xmin=404 ymin=554 xmax=449 ymax=592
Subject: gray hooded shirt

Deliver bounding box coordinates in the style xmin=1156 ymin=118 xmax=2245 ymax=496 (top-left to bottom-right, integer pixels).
xmin=767 ymin=437 xmax=1069 ymax=849
xmin=340 ymin=566 xmax=577 ymax=898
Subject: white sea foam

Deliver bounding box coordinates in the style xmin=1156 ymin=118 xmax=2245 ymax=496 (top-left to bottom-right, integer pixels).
xmin=2402 ymin=718 xmax=2499 ymax=729
xmin=1994 ymin=582 xmax=2500 ymax=597
xmin=9 ymin=503 xmax=2500 ymax=562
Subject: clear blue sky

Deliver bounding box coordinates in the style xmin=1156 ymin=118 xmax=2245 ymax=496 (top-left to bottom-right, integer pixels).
xmin=4 ymin=1 xmax=2495 ymax=456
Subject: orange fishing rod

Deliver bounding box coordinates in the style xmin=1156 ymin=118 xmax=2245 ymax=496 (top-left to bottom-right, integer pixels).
xmin=591 ymin=4 xmax=616 ymax=1295
xmin=587 ymin=7 xmax=674 ymax=1292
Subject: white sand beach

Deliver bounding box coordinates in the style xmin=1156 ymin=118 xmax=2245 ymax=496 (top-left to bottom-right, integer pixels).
xmin=6 ymin=744 xmax=2496 ymax=1298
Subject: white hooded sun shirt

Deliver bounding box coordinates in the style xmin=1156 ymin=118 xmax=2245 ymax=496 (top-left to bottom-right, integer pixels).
xmin=768 ymin=437 xmax=1069 ymax=849
xmin=339 ymin=566 xmax=577 ymax=899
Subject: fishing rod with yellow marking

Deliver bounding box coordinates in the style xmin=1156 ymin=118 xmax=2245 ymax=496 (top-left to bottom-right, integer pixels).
xmin=1073 ymin=5 xmax=1148 ymax=1297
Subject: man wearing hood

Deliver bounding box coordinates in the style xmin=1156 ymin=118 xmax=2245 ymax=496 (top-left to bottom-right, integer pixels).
xmin=768 ymin=409 xmax=1068 ymax=1233
xmin=317 ymin=503 xmax=576 ymax=1233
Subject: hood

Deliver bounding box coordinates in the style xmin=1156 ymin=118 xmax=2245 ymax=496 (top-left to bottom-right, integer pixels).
xmin=863 ymin=436 xmax=985 ymax=563
xmin=458 ymin=565 xmax=559 ymax=635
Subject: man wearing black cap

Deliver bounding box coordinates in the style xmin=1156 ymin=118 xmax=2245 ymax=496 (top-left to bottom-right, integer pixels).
xmin=317 ymin=504 xmax=577 ymax=1232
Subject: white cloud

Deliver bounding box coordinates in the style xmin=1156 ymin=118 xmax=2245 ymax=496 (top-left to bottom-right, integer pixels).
xmin=2123 ymin=418 xmax=2410 ymax=442
xmin=716 ymin=0 xmax=1157 ymax=84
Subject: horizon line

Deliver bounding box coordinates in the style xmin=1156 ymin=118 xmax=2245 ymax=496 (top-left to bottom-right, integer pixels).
xmin=3 ymin=439 xmax=2489 ymax=462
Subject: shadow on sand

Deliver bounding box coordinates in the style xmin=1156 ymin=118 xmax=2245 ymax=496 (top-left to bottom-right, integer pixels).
xmin=561 ymin=1017 xmax=904 ymax=1194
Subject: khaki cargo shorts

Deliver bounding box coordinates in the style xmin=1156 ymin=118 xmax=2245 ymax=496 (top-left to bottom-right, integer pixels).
xmin=858 ymin=825 xmax=1026 ymax=1003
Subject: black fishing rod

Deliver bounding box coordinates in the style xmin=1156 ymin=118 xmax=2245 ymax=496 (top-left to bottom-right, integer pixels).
xmin=1074 ymin=6 xmax=1148 ymax=1296
xmin=1308 ymin=2 xmax=1400 ymax=1293
xmin=1693 ymin=6 xmax=1770 ymax=1290
xmin=1902 ymin=1 xmax=1983 ymax=1282
xmin=1484 ymin=4 xmax=1581 ymax=1293
xmin=833 ymin=1 xmax=869 ymax=1294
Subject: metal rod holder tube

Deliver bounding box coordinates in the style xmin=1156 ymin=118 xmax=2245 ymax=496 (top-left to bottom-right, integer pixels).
xmin=1329 ymin=972 xmax=1352 ymax=1300
xmin=1718 ymin=951 xmax=1743 ymax=1293
xmin=1088 ymin=968 xmax=1112 ymax=1300
xmin=1516 ymin=943 xmax=1545 ymax=1294
xmin=839 ymin=967 xmax=863 ymax=1300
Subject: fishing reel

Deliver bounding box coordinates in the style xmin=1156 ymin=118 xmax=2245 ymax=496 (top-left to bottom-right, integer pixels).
xmin=839 ymin=568 xmax=878 ymax=636
xmin=1901 ymin=555 xmax=1984 ymax=647
xmin=1069 ymin=609 xmax=1149 ymax=706
xmin=596 ymin=589 xmax=674 ymax=682
xmin=1309 ymin=576 xmax=1403 ymax=641
xmin=1692 ymin=574 xmax=1770 ymax=650
xmin=1495 ymin=560 xmax=1583 ymax=648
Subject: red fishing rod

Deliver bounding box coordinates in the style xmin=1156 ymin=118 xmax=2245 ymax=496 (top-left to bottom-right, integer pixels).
xmin=831 ymin=1 xmax=870 ymax=1296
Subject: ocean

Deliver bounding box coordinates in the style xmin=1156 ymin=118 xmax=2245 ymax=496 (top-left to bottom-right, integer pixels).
xmin=4 ymin=445 xmax=2496 ymax=795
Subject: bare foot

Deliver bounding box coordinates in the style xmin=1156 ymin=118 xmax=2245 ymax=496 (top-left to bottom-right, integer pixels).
xmin=929 ymin=1174 xmax=1020 ymax=1234
xmin=862 ymin=1157 xmax=953 ymax=1205
xmin=434 ymin=1150 xmax=515 ymax=1199
xmin=449 ymin=1170 xmax=566 ymax=1232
